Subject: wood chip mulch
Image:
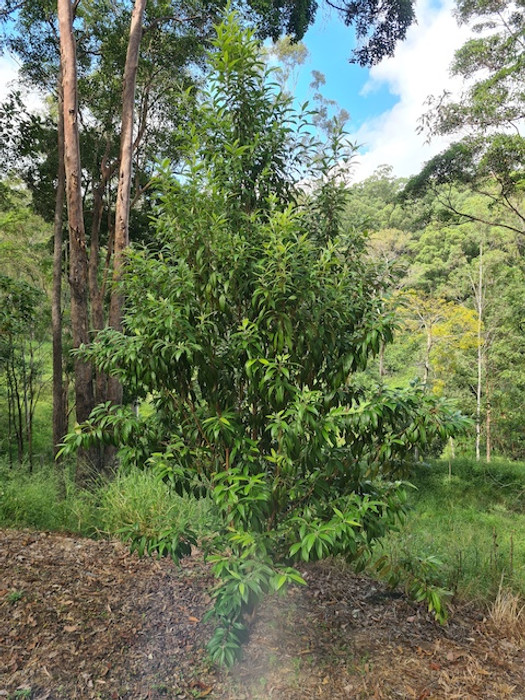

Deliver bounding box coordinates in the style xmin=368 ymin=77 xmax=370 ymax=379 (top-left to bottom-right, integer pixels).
xmin=1 ymin=529 xmax=524 ymax=699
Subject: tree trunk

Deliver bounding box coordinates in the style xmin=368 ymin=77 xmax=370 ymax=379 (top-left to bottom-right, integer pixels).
xmin=6 ymin=370 xmax=13 ymax=468
xmin=89 ymin=176 xmax=108 ymax=405
xmin=486 ymin=376 xmax=491 ymax=464
xmin=423 ymin=324 xmax=432 ymax=388
xmin=27 ymin=335 xmax=35 ymax=472
xmin=21 ymin=338 xmax=31 ymax=470
xmin=108 ymin=0 xmax=147 ymax=405
xmin=58 ymin=0 xmax=95 ymax=479
xmin=475 ymin=340 xmax=482 ymax=461
xmin=11 ymin=360 xmax=24 ymax=464
xmin=475 ymin=241 xmax=483 ymax=462
xmin=52 ymin=70 xmax=67 ymax=457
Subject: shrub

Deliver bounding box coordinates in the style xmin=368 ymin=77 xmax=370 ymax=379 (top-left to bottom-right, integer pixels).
xmin=62 ymin=12 xmax=469 ymax=665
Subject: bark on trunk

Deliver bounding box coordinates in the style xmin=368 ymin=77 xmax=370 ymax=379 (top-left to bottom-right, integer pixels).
xmin=108 ymin=0 xmax=147 ymax=406
xmin=58 ymin=0 xmax=95 ymax=478
xmin=52 ymin=70 xmax=67 ymax=457
xmin=89 ymin=177 xmax=108 ymax=405
xmin=88 ymin=184 xmax=104 ymax=334
xmin=486 ymin=376 xmax=491 ymax=464
xmin=475 ymin=241 xmax=483 ymax=462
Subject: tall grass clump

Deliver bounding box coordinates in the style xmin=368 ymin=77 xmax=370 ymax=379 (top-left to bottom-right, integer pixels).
xmin=0 ymin=459 xmax=98 ymax=534
xmin=98 ymin=468 xmax=219 ymax=555
xmin=489 ymin=579 xmax=525 ymax=641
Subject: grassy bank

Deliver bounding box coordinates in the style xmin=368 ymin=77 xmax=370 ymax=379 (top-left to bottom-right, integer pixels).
xmin=378 ymin=457 xmax=525 ymax=600
xmin=0 ymin=461 xmax=217 ymax=542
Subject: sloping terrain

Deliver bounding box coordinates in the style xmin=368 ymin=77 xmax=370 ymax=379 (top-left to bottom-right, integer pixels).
xmin=1 ymin=529 xmax=524 ymax=699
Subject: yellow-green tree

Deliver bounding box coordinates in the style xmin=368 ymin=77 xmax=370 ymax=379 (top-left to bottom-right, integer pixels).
xmin=398 ymin=292 xmax=478 ymax=390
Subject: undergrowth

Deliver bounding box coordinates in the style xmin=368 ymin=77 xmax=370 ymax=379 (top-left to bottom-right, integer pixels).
xmin=2 ymin=456 xmax=524 ymax=608
xmin=98 ymin=469 xmax=219 ymax=560
xmin=0 ymin=460 xmax=217 ymax=546
xmin=0 ymin=460 xmax=97 ymax=534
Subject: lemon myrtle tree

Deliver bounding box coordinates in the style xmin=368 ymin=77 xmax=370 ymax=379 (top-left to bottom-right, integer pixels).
xmin=63 ymin=13 xmax=468 ymax=664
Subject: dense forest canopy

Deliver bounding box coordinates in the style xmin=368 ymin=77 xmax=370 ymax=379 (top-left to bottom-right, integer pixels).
xmin=402 ymin=0 xmax=525 ymax=459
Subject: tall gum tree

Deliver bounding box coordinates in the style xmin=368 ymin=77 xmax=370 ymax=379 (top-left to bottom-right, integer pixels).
xmin=108 ymin=0 xmax=147 ymax=405
xmin=51 ymin=69 xmax=67 ymax=456
xmin=57 ymin=0 xmax=94 ymax=432
xmin=1 ymin=0 xmax=214 ymax=469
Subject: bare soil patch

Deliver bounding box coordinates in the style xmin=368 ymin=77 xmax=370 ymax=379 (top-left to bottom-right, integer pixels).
xmin=1 ymin=529 xmax=524 ymax=699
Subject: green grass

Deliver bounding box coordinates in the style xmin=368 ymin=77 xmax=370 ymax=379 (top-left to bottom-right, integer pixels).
xmin=0 ymin=460 xmax=99 ymax=534
xmin=376 ymin=457 xmax=525 ymax=601
xmin=98 ymin=468 xmax=219 ymax=540
xmin=0 ymin=460 xmax=218 ymax=544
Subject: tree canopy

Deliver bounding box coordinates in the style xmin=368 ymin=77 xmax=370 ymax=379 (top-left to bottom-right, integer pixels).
xmin=405 ymin=0 xmax=525 ymax=233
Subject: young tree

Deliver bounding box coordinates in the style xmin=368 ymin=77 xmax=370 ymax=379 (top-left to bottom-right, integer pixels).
xmin=62 ymin=13 xmax=468 ymax=663
xmin=0 ymin=188 xmax=51 ymax=466
xmin=0 ymin=275 xmax=47 ymax=468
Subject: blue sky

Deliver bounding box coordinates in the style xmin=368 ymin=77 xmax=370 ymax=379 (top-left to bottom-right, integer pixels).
xmin=292 ymin=9 xmax=397 ymax=130
xmin=288 ymin=0 xmax=471 ymax=180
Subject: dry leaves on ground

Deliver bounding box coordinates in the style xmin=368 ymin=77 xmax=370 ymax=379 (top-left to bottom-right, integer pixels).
xmin=1 ymin=529 xmax=524 ymax=699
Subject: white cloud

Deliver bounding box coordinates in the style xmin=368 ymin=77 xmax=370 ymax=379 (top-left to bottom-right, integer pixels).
xmin=0 ymin=55 xmax=21 ymax=99
xmin=0 ymin=55 xmax=45 ymax=113
xmin=351 ymin=0 xmax=471 ymax=181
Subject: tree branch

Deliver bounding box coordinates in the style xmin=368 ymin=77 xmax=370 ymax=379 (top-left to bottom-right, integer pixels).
xmin=435 ymin=187 xmax=524 ymax=237
xmin=143 ymin=14 xmax=203 ymax=33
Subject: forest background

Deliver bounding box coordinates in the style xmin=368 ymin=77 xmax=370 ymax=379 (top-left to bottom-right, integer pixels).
xmin=1 ymin=0 xmax=523 ymax=467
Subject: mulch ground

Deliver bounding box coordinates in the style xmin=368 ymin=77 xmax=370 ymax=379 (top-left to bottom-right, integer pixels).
xmin=1 ymin=529 xmax=524 ymax=699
